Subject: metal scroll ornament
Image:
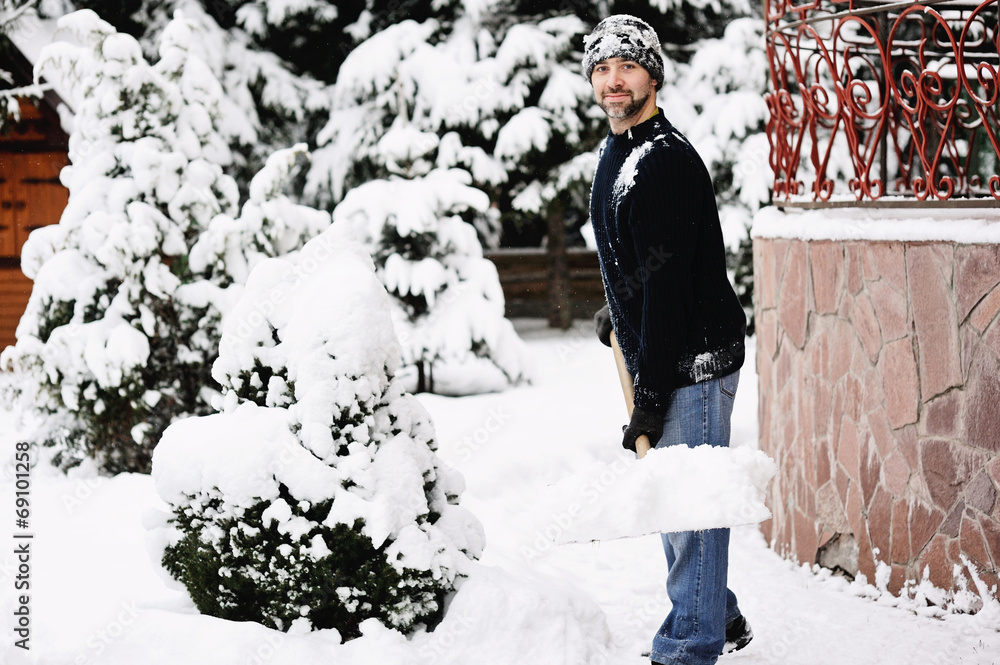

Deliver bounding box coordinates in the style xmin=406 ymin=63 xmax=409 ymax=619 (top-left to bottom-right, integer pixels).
xmin=766 ymin=0 xmax=1000 ymax=202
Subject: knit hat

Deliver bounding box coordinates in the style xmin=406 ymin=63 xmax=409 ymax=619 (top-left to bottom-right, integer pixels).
xmin=583 ymin=15 xmax=664 ymax=86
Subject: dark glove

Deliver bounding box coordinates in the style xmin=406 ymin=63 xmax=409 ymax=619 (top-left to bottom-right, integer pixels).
xmin=594 ymin=304 xmax=612 ymax=347
xmin=622 ymin=406 xmax=664 ymax=452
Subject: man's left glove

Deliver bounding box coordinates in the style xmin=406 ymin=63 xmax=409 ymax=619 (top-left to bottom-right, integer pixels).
xmin=594 ymin=304 xmax=612 ymax=347
xmin=622 ymin=405 xmax=665 ymax=452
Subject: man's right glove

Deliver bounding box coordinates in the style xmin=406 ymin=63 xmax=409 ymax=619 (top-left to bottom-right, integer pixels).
xmin=622 ymin=405 xmax=665 ymax=452
xmin=594 ymin=304 xmax=612 ymax=347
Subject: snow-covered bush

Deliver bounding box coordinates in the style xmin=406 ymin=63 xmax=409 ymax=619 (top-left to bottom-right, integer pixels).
xmin=0 ymin=11 xmax=327 ymax=473
xmin=332 ymin=168 xmax=531 ymax=395
xmin=153 ymin=230 xmax=484 ymax=636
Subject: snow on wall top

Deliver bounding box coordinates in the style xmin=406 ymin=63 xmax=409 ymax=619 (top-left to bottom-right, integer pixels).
xmin=753 ymin=205 xmax=1000 ymax=244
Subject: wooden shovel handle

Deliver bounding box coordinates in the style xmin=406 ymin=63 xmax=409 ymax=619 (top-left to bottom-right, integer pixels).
xmin=610 ymin=330 xmax=652 ymax=459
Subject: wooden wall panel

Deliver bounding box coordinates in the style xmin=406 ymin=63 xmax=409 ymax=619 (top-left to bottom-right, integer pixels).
xmin=0 ymin=151 xmax=69 ymax=350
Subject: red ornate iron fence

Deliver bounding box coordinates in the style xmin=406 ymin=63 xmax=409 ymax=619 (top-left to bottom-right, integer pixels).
xmin=766 ymin=0 xmax=1000 ymax=203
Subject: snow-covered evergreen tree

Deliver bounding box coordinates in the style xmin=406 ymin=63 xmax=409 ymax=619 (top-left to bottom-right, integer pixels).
xmin=152 ymin=229 xmax=484 ymax=636
xmin=0 ymin=10 xmax=325 ymax=473
xmin=308 ymin=9 xmax=603 ymax=248
xmin=0 ymin=0 xmax=42 ymax=132
xmin=65 ymin=0 xmax=334 ymax=199
xmin=331 ymin=166 xmax=531 ymax=395
xmin=189 ymin=142 xmax=330 ymax=288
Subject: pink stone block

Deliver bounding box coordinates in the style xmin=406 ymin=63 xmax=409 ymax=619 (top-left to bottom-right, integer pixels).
xmin=816 ymin=439 xmax=832 ymax=486
xmin=965 ymin=471 xmax=997 ymax=515
xmin=816 ymin=480 xmax=850 ymax=531
xmin=897 ymin=425 xmax=920 ymax=470
xmin=868 ymin=279 xmax=909 ymax=342
xmin=860 ymin=437 xmax=882 ymax=508
xmin=846 ymin=243 xmax=864 ymax=296
xmin=982 ymin=517 xmax=1000 ymax=568
xmin=869 ymin=487 xmax=893 ymax=561
xmin=757 ymin=309 xmax=778 ymax=362
xmin=960 ymin=517 xmax=993 ymax=570
xmin=829 ymin=319 xmax=854 ymax=382
xmin=955 ymin=244 xmax=1000 ymax=322
xmin=965 ymin=351 xmax=1000 ymax=453
xmin=907 ymin=245 xmax=962 ymax=399
xmin=813 ymin=379 xmax=833 ymax=440
xmin=794 ymin=507 xmax=819 ymax=564
xmin=857 ymin=524 xmax=877 ymax=581
xmin=879 ymin=338 xmax=919 ymax=429
xmin=776 ymin=348 xmax=793 ymax=394
xmin=838 ymin=417 xmax=861 ymax=484
xmin=883 ymin=449 xmax=911 ymax=497
xmin=985 ymin=315 xmax=1000 ymax=360
xmin=847 ymin=475 xmax=865 ymax=539
xmin=969 ymin=284 xmax=1000 ymax=334
xmin=923 ymin=391 xmax=961 ymax=438
xmin=867 ymin=409 xmax=895 ymax=459
xmin=753 ymin=239 xmax=778 ymax=310
xmin=920 ymin=534 xmax=953 ymax=590
xmin=891 ymin=498 xmax=911 ymax=564
xmin=869 ymin=242 xmax=908 ymax=294
xmin=862 ymin=366 xmax=886 ymax=416
xmin=810 ymin=241 xmax=844 ymax=314
xmin=909 ymin=499 xmax=945 ymax=555
xmin=778 ymin=240 xmax=809 ymax=349
xmin=844 ymin=373 xmax=863 ymax=423
xmin=851 ymin=293 xmax=883 ymax=363
xmin=921 ymin=438 xmax=961 ymax=509
xmin=806 ymin=323 xmax=828 ymax=376
xmin=862 ymin=243 xmax=880 ymax=282
xmin=989 ymin=458 xmax=1000 ymax=508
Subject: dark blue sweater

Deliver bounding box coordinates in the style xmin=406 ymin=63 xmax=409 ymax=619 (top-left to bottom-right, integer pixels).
xmin=590 ymin=109 xmax=746 ymax=412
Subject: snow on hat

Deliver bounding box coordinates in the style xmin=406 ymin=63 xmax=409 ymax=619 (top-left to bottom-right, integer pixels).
xmin=583 ymin=15 xmax=664 ymax=86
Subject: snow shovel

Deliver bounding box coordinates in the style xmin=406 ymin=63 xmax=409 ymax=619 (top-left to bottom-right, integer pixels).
xmin=609 ymin=330 xmax=651 ymax=458
xmin=534 ymin=333 xmax=776 ymax=544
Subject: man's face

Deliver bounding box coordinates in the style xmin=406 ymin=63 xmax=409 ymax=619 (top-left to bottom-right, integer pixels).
xmin=591 ymin=57 xmax=656 ymax=121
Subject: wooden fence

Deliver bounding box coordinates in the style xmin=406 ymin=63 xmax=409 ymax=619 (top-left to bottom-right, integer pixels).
xmin=484 ymin=248 xmax=604 ymax=325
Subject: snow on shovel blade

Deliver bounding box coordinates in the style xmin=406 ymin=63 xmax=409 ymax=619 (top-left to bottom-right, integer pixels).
xmin=541 ymin=445 xmax=777 ymax=545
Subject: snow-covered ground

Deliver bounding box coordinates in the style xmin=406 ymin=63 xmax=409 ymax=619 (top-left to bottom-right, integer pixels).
xmin=1 ymin=321 xmax=998 ymax=664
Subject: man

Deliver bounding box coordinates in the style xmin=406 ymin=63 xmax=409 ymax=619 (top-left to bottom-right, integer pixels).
xmin=583 ymin=15 xmax=752 ymax=665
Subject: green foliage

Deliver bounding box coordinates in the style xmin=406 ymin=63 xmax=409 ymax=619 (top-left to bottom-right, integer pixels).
xmin=73 ymin=0 xmax=145 ymax=37
xmin=39 ymin=298 xmax=220 ymax=474
xmin=162 ymin=490 xmax=444 ymax=636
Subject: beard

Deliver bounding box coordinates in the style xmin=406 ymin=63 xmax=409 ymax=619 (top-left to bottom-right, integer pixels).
xmin=598 ymin=84 xmax=652 ymax=121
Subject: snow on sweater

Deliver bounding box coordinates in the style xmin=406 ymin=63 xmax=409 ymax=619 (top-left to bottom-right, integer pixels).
xmin=589 ymin=109 xmax=746 ymax=411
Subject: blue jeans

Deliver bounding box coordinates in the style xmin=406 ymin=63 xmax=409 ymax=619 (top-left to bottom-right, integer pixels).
xmin=649 ymin=370 xmax=741 ymax=665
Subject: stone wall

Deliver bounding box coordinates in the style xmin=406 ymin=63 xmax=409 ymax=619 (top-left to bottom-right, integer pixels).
xmin=753 ymin=213 xmax=1000 ymax=595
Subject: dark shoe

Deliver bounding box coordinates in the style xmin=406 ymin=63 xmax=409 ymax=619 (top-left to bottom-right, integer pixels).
xmin=722 ymin=614 xmax=753 ymax=654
